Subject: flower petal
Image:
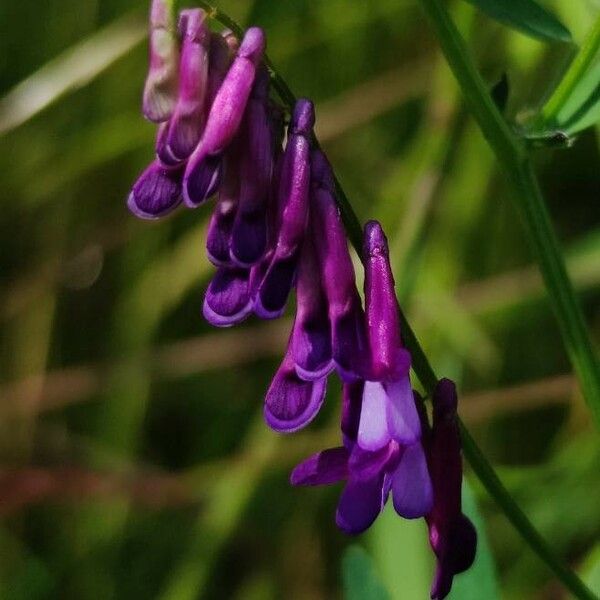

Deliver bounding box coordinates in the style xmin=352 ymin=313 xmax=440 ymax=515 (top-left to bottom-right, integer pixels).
xmin=335 ymin=473 xmax=386 ymax=535
xmin=253 ymin=254 xmax=297 ymax=319
xmin=290 ymin=447 xmax=349 ymax=486
xmin=356 ymin=381 xmax=391 ymax=451
xmin=264 ymin=352 xmax=327 ymax=432
xmin=385 ymin=374 xmax=421 ymax=445
xmin=183 ymin=151 xmax=223 ymax=207
xmin=127 ymin=161 xmax=182 ymax=219
xmin=391 ymin=442 xmax=433 ymax=519
xmin=203 ymin=267 xmax=253 ymax=327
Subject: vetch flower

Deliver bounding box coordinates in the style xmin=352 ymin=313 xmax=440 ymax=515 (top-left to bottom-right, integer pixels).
xmin=310 ymin=150 xmax=367 ymax=382
xmin=143 ymin=0 xmax=180 ymax=123
xmin=184 ymin=27 xmax=266 ymax=207
xmin=357 ymin=221 xmax=419 ymax=450
xmin=254 ymin=99 xmax=314 ymax=319
xmin=127 ymin=160 xmax=183 ymax=219
xmin=230 ymin=67 xmax=273 ymax=267
xmin=290 ymin=230 xmax=334 ymax=381
xmin=162 ymin=9 xmax=210 ymax=161
xmin=425 ymin=379 xmax=477 ymax=600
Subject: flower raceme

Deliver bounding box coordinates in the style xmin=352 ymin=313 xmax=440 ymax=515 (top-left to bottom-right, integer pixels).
xmin=127 ymin=6 xmax=476 ymax=598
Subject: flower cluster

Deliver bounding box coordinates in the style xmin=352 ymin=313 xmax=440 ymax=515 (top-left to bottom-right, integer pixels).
xmin=128 ymin=3 xmax=476 ymax=597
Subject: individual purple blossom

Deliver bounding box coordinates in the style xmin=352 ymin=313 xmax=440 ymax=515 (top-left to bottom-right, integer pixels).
xmin=127 ymin=160 xmax=183 ymax=219
xmin=162 ymin=9 xmax=210 ymax=161
xmin=143 ymin=0 xmax=180 ymax=123
xmin=253 ymin=99 xmax=314 ymax=319
xmin=203 ymin=266 xmax=253 ymax=327
xmin=290 ymin=231 xmax=334 ymax=381
xmin=264 ymin=345 xmax=328 ymax=433
xmin=183 ymin=27 xmax=266 ymax=207
xmin=425 ymin=379 xmax=477 ymax=600
xmin=291 ymin=383 xmax=432 ymax=534
xmin=310 ymin=150 xmax=367 ymax=382
xmin=230 ymin=67 xmax=273 ymax=267
xmin=356 ymin=221 xmax=420 ymax=452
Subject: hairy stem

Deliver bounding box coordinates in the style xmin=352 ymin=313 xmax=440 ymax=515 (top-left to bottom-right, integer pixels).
xmin=189 ymin=3 xmax=596 ymax=598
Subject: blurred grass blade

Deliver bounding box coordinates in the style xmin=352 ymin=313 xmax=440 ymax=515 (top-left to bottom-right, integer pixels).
xmin=447 ymin=481 xmax=500 ymax=599
xmin=0 ymin=12 xmax=145 ymax=136
xmin=558 ymin=60 xmax=600 ymax=134
xmin=462 ymin=0 xmax=571 ymax=43
xmin=343 ymin=546 xmax=391 ymax=600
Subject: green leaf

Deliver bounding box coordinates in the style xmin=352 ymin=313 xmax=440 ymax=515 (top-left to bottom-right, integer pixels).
xmin=556 ymin=60 xmax=600 ymax=134
xmin=342 ymin=545 xmax=391 ymax=600
xmin=463 ymin=0 xmax=572 ymax=43
xmin=447 ymin=481 xmax=500 ymax=600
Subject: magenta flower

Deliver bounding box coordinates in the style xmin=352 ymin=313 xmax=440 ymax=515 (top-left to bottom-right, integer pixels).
xmin=183 ymin=27 xmax=266 ymax=207
xmin=310 ymin=150 xmax=368 ymax=382
xmin=230 ymin=67 xmax=273 ymax=267
xmin=254 ymin=99 xmax=314 ymax=319
xmin=161 ymin=9 xmax=210 ymax=162
xmin=127 ymin=160 xmax=183 ymax=219
xmin=143 ymin=0 xmax=180 ymax=123
xmin=426 ymin=379 xmax=477 ymax=600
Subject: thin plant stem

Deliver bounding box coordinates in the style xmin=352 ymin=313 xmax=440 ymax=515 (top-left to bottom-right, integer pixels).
xmin=181 ymin=3 xmax=596 ymax=598
xmin=542 ymin=14 xmax=600 ymax=124
xmin=417 ymin=0 xmax=600 ymax=431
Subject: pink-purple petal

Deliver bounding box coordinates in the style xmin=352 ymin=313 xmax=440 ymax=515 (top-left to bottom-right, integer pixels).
xmin=290 ymin=447 xmax=349 ymax=486
xmin=203 ymin=267 xmax=253 ymax=327
xmin=391 ymin=442 xmax=433 ymax=519
xmin=385 ymin=374 xmax=421 ymax=445
xmin=127 ymin=161 xmax=183 ymax=219
xmin=356 ymin=381 xmax=391 ymax=451
xmin=335 ymin=474 xmax=386 ymax=535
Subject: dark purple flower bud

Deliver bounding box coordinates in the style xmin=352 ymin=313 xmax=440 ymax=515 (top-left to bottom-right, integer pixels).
xmin=291 ymin=233 xmax=334 ymax=381
xmin=206 ymin=137 xmax=243 ymax=266
xmin=310 ymin=149 xmax=367 ymax=381
xmin=162 ymin=9 xmax=210 ymax=161
xmin=203 ymin=266 xmax=253 ymax=327
xmin=143 ymin=0 xmax=180 ymax=123
xmin=254 ymin=99 xmax=314 ymax=319
xmin=426 ymin=379 xmax=477 ymax=600
xmin=230 ymin=68 xmax=273 ymax=267
xmin=264 ymin=347 xmax=327 ymax=433
xmin=183 ymin=27 xmax=266 ymax=207
xmin=127 ymin=160 xmax=183 ymax=219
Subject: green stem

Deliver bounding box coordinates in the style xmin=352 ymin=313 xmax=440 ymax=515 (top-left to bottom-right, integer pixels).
xmin=187 ymin=3 xmax=596 ymax=598
xmin=542 ymin=15 xmax=600 ymax=124
xmin=417 ymin=0 xmax=600 ymax=430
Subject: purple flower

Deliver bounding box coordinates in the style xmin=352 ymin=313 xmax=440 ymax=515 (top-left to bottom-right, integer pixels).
xmin=356 ymin=221 xmax=419 ymax=452
xmin=127 ymin=160 xmax=183 ymax=219
xmin=183 ymin=27 xmax=266 ymax=207
xmin=291 ymin=384 xmax=432 ymax=533
xmin=264 ymin=344 xmax=327 ymax=433
xmin=254 ymin=99 xmax=314 ymax=319
xmin=143 ymin=0 xmax=180 ymax=123
xmin=161 ymin=9 xmax=210 ymax=162
xmin=310 ymin=150 xmax=367 ymax=382
xmin=425 ymin=379 xmax=477 ymax=600
xmin=230 ymin=67 xmax=273 ymax=267
xmin=203 ymin=266 xmax=253 ymax=327
xmin=290 ymin=231 xmax=334 ymax=381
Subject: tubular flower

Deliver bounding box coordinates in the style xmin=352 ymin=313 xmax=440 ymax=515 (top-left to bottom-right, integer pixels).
xmin=310 ymin=150 xmax=367 ymax=382
xmin=184 ymin=27 xmax=266 ymax=207
xmin=426 ymin=379 xmax=477 ymax=600
xmin=143 ymin=0 xmax=180 ymax=123
xmin=163 ymin=9 xmax=210 ymax=161
xmin=203 ymin=266 xmax=253 ymax=327
xmin=254 ymin=99 xmax=314 ymax=319
xmin=127 ymin=161 xmax=183 ymax=219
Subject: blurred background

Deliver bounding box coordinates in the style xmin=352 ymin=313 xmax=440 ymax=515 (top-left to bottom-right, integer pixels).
xmin=0 ymin=0 xmax=599 ymax=598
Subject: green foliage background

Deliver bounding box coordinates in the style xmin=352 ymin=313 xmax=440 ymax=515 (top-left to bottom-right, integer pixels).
xmin=0 ymin=0 xmax=598 ymax=598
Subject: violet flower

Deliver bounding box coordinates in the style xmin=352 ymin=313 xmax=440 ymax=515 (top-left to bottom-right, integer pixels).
xmin=127 ymin=160 xmax=183 ymax=219
xmin=310 ymin=150 xmax=367 ymax=382
xmin=426 ymin=379 xmax=477 ymax=600
xmin=162 ymin=9 xmax=210 ymax=162
xmin=254 ymin=99 xmax=314 ymax=319
xmin=143 ymin=0 xmax=180 ymax=123
xmin=184 ymin=27 xmax=266 ymax=207
xmin=230 ymin=67 xmax=273 ymax=267
xmin=290 ymin=231 xmax=334 ymax=381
